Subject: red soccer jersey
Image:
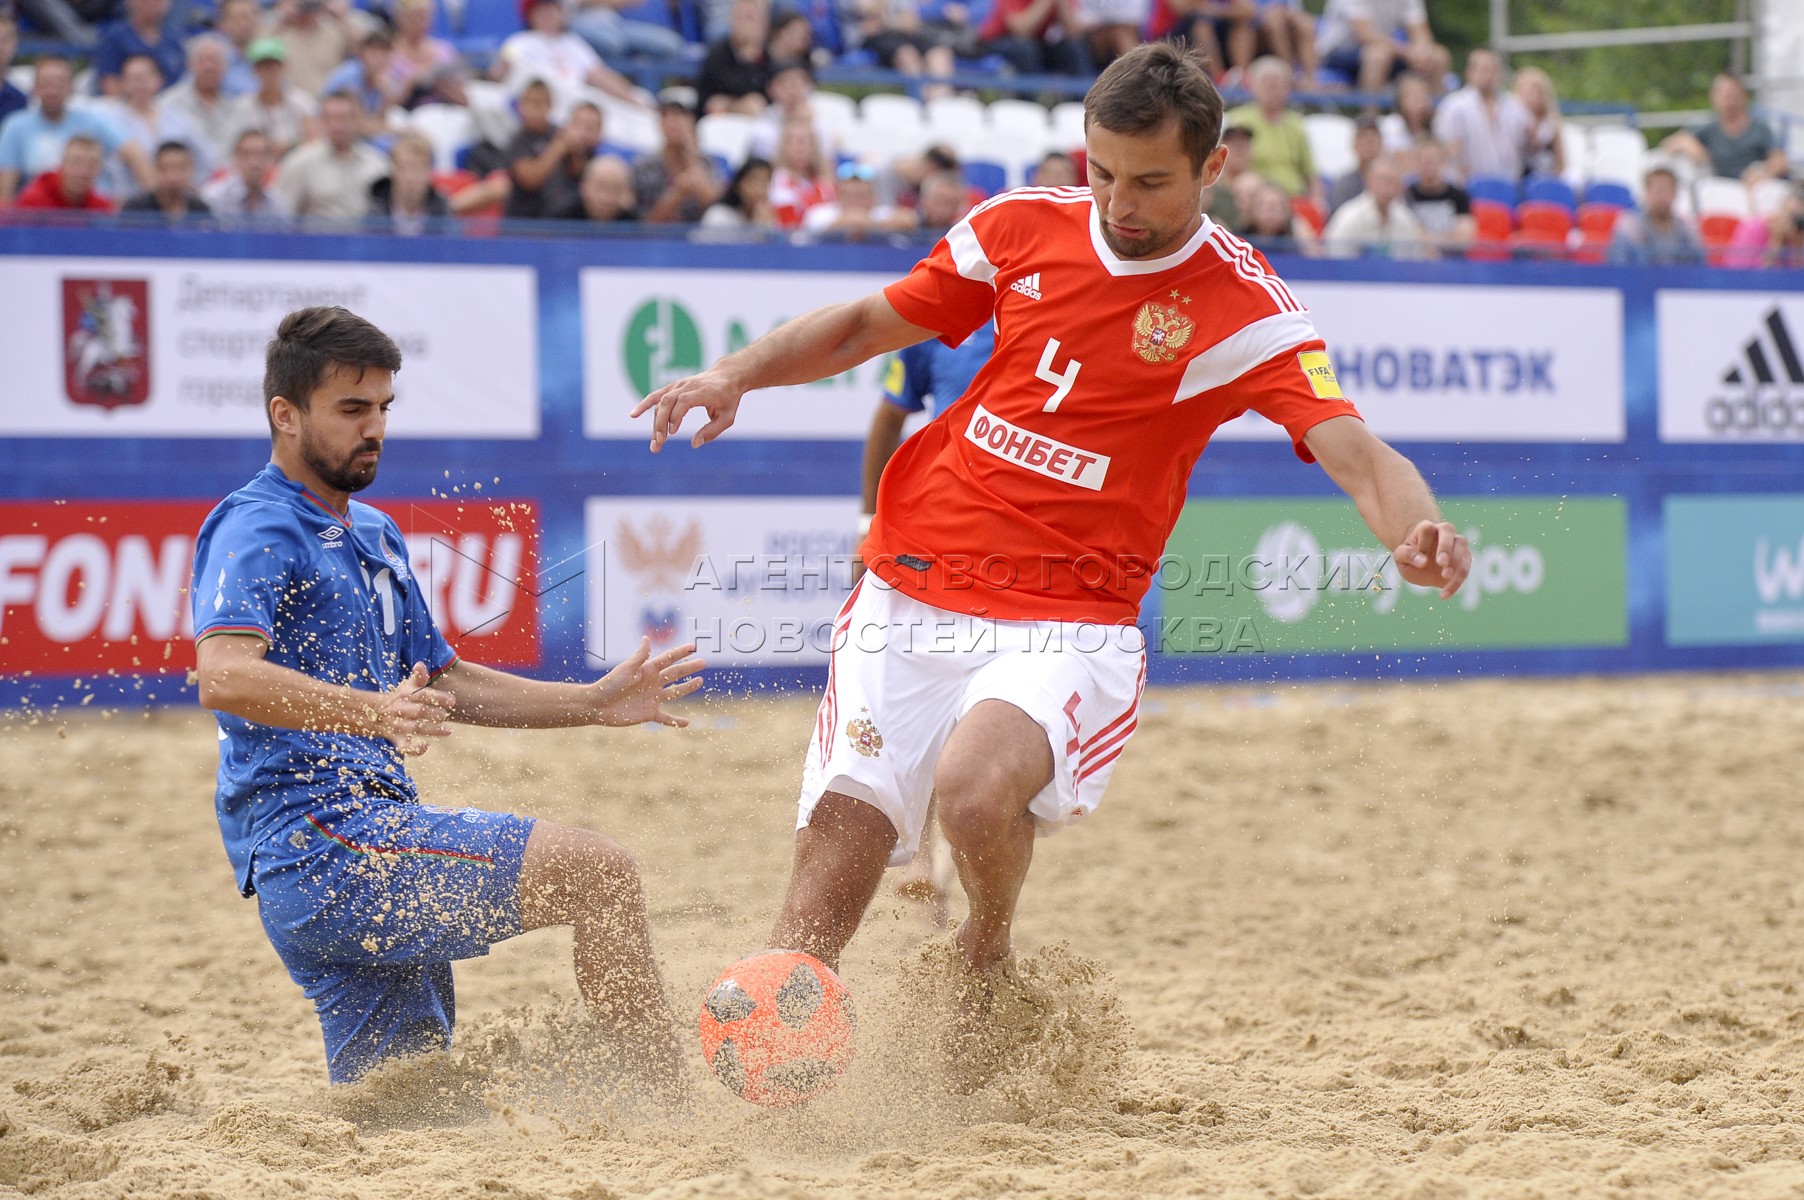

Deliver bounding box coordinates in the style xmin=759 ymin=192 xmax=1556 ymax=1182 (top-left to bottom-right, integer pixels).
xmin=869 ymin=187 xmax=1361 ymax=626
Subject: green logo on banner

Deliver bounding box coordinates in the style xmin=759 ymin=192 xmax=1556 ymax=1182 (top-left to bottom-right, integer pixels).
xmin=1161 ymin=497 xmax=1627 ymax=653
xmin=1666 ymin=494 xmax=1804 ymax=645
xmin=623 ymin=298 xmax=704 ymax=397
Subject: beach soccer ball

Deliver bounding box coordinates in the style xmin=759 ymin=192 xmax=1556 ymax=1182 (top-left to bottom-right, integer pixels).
xmin=698 ymin=950 xmax=854 ymax=1107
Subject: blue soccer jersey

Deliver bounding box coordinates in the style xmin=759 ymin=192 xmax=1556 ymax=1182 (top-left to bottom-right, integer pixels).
xmin=881 ymin=320 xmax=997 ymax=419
xmin=191 ymin=463 xmax=457 ymax=895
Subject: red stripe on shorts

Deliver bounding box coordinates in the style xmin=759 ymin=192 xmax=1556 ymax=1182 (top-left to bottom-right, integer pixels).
xmin=303 ymin=813 xmax=494 ymax=865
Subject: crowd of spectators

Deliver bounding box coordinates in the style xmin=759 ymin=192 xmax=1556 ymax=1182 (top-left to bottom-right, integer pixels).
xmin=0 ymin=0 xmax=1798 ymax=266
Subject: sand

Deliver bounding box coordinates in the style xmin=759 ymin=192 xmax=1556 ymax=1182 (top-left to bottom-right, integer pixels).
xmin=4 ymin=673 xmax=1804 ymax=1199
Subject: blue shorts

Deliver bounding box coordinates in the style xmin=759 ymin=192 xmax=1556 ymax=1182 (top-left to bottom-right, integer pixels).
xmin=250 ymin=800 xmax=536 ymax=1084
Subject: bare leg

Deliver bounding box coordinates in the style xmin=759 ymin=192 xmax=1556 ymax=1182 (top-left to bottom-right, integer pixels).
xmin=1358 ymin=38 xmax=1396 ymax=94
xmin=1225 ymin=17 xmax=1257 ymax=73
xmin=933 ymin=699 xmax=1053 ymax=973
xmin=1290 ymin=10 xmax=1318 ymax=80
xmin=768 ymin=791 xmax=898 ymax=971
xmin=518 ymin=820 xmax=681 ymax=1086
xmin=895 ymin=794 xmax=950 ymax=927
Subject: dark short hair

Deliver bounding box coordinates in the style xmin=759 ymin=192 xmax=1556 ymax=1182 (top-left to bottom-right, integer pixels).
xmin=264 ymin=307 xmax=402 ymax=436
xmin=62 ymin=133 xmax=102 ymax=157
xmin=1083 ymin=41 xmax=1223 ymax=173
xmin=320 ymin=88 xmax=362 ymax=112
xmin=153 ymin=139 xmax=191 ymax=159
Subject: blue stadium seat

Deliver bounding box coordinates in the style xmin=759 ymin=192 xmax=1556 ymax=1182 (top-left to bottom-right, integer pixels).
xmin=1523 ymin=174 xmax=1576 ymax=212
xmin=616 ymin=0 xmax=681 ymax=30
xmin=460 ymin=0 xmax=524 ymax=43
xmin=1584 ymin=181 xmax=1635 ymax=210
xmin=965 ymin=160 xmax=1008 ymax=197
xmin=1466 ymin=175 xmax=1519 ymax=208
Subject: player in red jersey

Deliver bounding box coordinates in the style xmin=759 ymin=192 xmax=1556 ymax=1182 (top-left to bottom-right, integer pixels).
xmin=634 ymin=43 xmax=1470 ymax=997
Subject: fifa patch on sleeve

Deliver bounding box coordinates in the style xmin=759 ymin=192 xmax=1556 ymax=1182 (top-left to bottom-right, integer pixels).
xmin=1297 ymin=350 xmax=1345 ymax=400
xmin=882 ymin=356 xmax=905 ymax=397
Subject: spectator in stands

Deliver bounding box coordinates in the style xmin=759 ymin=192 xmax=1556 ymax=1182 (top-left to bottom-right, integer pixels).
xmin=161 ymin=36 xmax=239 ymax=167
xmin=766 ymin=11 xmax=815 ymax=64
xmin=1724 ymin=183 xmax=1804 ymax=269
xmin=768 ymin=115 xmax=832 ymax=226
xmin=1228 ymin=55 xmax=1323 ymax=210
xmin=1035 ymin=150 xmax=1077 ymax=186
xmin=0 ymin=57 xmax=147 ymax=206
xmin=407 ymin=59 xmax=475 ymax=108
xmin=107 ymin=54 xmax=204 ymax=195
xmin=122 ymin=138 xmax=210 ymax=218
xmin=15 ymin=134 xmax=114 ymax=210
xmin=368 ymin=130 xmax=448 ymax=232
xmin=1605 ymin=166 xmax=1701 ymax=266
xmin=1203 ymin=120 xmax=1251 ymax=230
xmin=388 ymin=0 xmax=456 ymax=97
xmin=700 ymin=154 xmax=773 ymax=229
xmin=274 ymin=90 xmax=388 ymax=219
xmin=1071 ymin=0 xmax=1147 ymax=72
xmin=0 ymin=16 xmax=28 ymax=129
xmin=804 ymin=161 xmax=917 ymax=235
xmin=497 ymin=0 xmax=647 ymax=109
xmin=633 ymin=90 xmax=723 ymax=223
xmin=914 ymin=167 xmax=967 ymax=231
xmin=1404 ymin=135 xmax=1471 ymax=251
xmin=1328 ymin=113 xmax=1379 ymax=213
xmin=202 ymin=126 xmax=291 ymax=217
xmin=263 ymin=0 xmax=358 ymax=99
xmin=874 ymin=142 xmax=958 ymax=209
xmin=846 ymin=0 xmax=957 ymax=88
xmin=1146 ymin=0 xmax=1254 ymax=84
xmin=698 ymin=0 xmax=770 ymax=115
xmin=746 ymin=59 xmax=831 ymax=163
xmin=1315 ymin=0 xmax=1447 ymax=97
xmin=1380 ymin=69 xmax=1433 ymax=152
xmin=978 ymin=0 xmax=1083 ymax=76
xmin=1434 ymin=48 xmax=1532 ymax=182
xmin=505 ymin=87 xmax=602 ymax=219
xmin=236 ymin=36 xmax=319 ymax=158
xmin=569 ymin=0 xmax=688 ymax=61
xmin=1511 ymin=66 xmax=1563 ymax=179
xmin=1322 ymin=154 xmax=1429 ymax=258
xmin=578 ymin=153 xmax=640 ymax=221
xmin=322 ymin=30 xmax=405 ymax=137
xmin=1243 ymin=180 xmax=1316 ymax=254
xmin=1257 ymin=0 xmax=1315 ymax=84
xmin=95 ymin=0 xmax=185 ymax=97
xmin=214 ymin=0 xmax=262 ymax=93
xmin=1660 ymin=74 xmax=1788 ymax=185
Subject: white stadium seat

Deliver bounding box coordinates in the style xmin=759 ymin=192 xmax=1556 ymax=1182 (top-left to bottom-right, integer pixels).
xmin=1694 ymin=174 xmax=1751 ymax=217
xmin=409 ymin=104 xmax=475 ymax=171
xmin=1751 ymin=177 xmax=1791 ymax=216
xmin=926 ymin=94 xmax=985 ymax=143
xmin=1588 ymin=124 xmax=1647 ymax=187
xmin=592 ymin=91 xmax=660 ymax=154
xmin=697 ymin=112 xmax=753 ymax=168
xmin=860 ymin=93 xmax=925 ymax=131
xmin=987 ymin=97 xmax=1051 ymax=144
xmin=1049 ymin=101 xmax=1087 ymax=151
xmin=1559 ymin=123 xmax=1588 ymax=188
xmin=1303 ymin=112 xmax=1356 ymax=181
xmin=811 ymin=91 xmax=858 ymax=139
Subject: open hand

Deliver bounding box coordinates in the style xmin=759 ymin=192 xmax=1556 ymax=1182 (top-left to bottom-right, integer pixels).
xmin=629 ymin=370 xmax=743 ymax=452
xmin=589 ymin=638 xmax=705 ymax=727
xmin=1393 ymin=520 xmax=1471 ymax=599
xmin=377 ymin=661 xmax=456 ymax=755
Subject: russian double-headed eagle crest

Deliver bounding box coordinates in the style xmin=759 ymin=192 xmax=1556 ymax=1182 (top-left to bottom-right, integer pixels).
xmin=1130 ymin=301 xmax=1195 ymax=365
xmin=846 ymin=714 xmax=883 ymax=758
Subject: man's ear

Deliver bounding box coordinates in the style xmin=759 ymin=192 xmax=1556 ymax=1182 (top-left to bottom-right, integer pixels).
xmin=1200 ymin=143 xmax=1229 ymax=189
xmin=269 ymin=394 xmax=303 ymax=436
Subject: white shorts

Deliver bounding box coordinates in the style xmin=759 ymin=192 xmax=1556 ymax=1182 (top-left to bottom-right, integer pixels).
xmin=798 ymin=579 xmax=1148 ymax=867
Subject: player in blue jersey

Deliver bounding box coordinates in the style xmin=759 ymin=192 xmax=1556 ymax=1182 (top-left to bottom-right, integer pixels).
xmin=859 ymin=322 xmax=997 ymax=920
xmin=191 ymin=306 xmax=704 ymax=1087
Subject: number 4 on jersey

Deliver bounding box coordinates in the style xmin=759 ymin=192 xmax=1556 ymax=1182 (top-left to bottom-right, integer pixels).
xmin=1036 ymin=337 xmax=1083 ymax=412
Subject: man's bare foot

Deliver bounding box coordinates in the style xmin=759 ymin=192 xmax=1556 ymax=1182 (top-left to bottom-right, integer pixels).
xmin=941 ymin=948 xmax=1017 ymax=1094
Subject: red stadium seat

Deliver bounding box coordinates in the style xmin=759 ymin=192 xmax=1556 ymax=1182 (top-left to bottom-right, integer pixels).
xmin=1291 ymin=196 xmax=1325 ymax=236
xmin=1469 ymin=200 xmax=1513 ymax=261
xmin=1573 ymin=202 xmax=1621 ymax=263
xmin=1515 ymin=200 xmax=1572 ymax=255
xmin=1698 ymin=213 xmax=1741 ymax=266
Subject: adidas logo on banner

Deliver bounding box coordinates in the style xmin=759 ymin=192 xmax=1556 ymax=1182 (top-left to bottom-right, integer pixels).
xmin=1709 ymin=306 xmax=1804 ymax=435
xmin=1010 ymin=273 xmax=1043 ymax=301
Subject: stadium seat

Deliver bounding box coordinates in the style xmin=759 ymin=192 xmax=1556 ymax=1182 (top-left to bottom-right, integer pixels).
xmin=857 ymin=94 xmax=929 ymax=155
xmin=1515 ymin=200 xmax=1572 ymax=253
xmin=1469 ymin=199 xmax=1513 ymax=261
xmin=1302 ymin=112 xmax=1355 ymax=181
xmin=987 ymin=98 xmax=1051 ymax=143
xmin=1558 ymin=123 xmax=1588 ymax=188
xmin=1466 ymin=175 xmax=1518 ymax=208
xmin=1573 ymin=202 xmax=1621 ymax=263
xmin=1588 ymin=125 xmax=1647 ymax=189
xmin=1698 ymin=212 xmax=1741 ymax=265
xmin=964 ymin=160 xmax=1008 ymax=197
xmin=1290 ymin=195 xmax=1325 ymax=236
xmin=926 ymin=95 xmax=985 ymax=145
xmin=410 ymin=104 xmax=476 ymax=172
xmin=1583 ymin=181 xmax=1634 ymax=209
xmin=697 ymin=112 xmax=753 ymax=168
xmin=1523 ymin=174 xmax=1575 ymax=212
xmin=1694 ymin=175 xmax=1750 ymax=217
xmin=811 ymin=91 xmax=858 ymax=141
xmin=1050 ymin=101 xmax=1087 ymax=151
xmin=860 ymin=93 xmax=925 ymax=130
xmin=1751 ymin=177 xmax=1791 ymax=216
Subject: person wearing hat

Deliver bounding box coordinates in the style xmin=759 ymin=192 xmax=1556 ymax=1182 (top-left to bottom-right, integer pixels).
xmin=634 ymin=87 xmax=723 ymax=223
xmin=495 ymin=0 xmax=647 ymax=108
xmin=261 ymin=0 xmax=356 ymax=98
xmin=231 ymin=36 xmax=320 ymax=158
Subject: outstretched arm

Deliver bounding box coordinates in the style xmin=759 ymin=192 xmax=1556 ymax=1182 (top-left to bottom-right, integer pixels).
xmin=434 ymin=638 xmax=704 ymax=728
xmin=1304 ymin=415 xmax=1471 ymax=598
xmin=630 ymin=291 xmax=939 ymax=452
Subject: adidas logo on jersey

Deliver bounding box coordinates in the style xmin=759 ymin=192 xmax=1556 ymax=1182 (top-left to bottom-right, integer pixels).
xmin=1010 ymin=273 xmax=1043 ymax=301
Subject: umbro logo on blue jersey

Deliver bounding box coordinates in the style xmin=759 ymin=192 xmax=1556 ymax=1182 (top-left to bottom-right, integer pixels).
xmin=319 ymin=526 xmax=346 ymax=548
